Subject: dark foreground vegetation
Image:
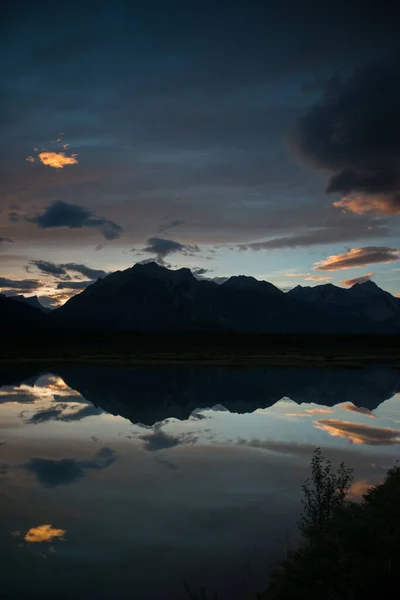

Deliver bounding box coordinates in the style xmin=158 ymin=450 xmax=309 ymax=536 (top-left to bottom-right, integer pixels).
xmin=2 ymin=331 xmax=400 ymax=367
xmin=261 ymin=450 xmax=400 ymax=599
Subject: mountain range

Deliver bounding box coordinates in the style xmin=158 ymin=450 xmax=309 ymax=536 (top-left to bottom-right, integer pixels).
xmin=2 ymin=262 xmax=400 ymax=334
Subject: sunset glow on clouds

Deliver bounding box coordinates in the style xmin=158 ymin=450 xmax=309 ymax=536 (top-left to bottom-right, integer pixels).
xmin=341 ymin=272 xmax=375 ymax=286
xmin=25 ymin=135 xmax=78 ymax=169
xmin=314 ymin=248 xmax=400 ymax=271
xmin=37 ymin=151 xmax=78 ymax=169
xmin=23 ymin=524 xmax=66 ymax=543
xmin=1 ymin=3 xmax=399 ymax=301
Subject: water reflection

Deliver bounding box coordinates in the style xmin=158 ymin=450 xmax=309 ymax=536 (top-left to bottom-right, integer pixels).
xmin=0 ymin=365 xmax=399 ymax=599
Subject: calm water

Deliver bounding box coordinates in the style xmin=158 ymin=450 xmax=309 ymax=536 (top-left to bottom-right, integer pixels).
xmin=1 ymin=365 xmax=400 ymax=599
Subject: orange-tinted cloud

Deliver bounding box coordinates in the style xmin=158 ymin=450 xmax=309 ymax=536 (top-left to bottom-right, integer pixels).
xmin=348 ymin=480 xmax=375 ymax=500
xmin=315 ymin=419 xmax=400 ymax=445
xmin=314 ymin=247 xmax=400 ymax=271
xmin=304 ymin=408 xmax=333 ymax=414
xmin=342 ymin=403 xmax=375 ymax=418
xmin=304 ymin=275 xmax=332 ymax=281
xmin=285 ymin=273 xmax=332 ymax=281
xmin=24 ymin=524 xmax=66 ymax=543
xmin=334 ymin=194 xmax=400 ymax=216
xmin=341 ymin=272 xmax=375 ymax=286
xmin=37 ymin=151 xmax=78 ymax=169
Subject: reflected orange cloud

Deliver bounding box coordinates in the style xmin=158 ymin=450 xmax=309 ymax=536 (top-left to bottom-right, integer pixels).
xmin=348 ymin=480 xmax=376 ymax=500
xmin=315 ymin=419 xmax=400 ymax=445
xmin=24 ymin=524 xmax=66 ymax=543
xmin=305 ymin=408 xmax=333 ymax=414
xmin=285 ymin=413 xmax=309 ymax=417
xmin=342 ymin=403 xmax=375 ymax=419
xmin=37 ymin=151 xmax=78 ymax=169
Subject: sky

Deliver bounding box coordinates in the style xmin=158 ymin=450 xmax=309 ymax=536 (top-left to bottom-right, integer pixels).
xmin=1 ymin=0 xmax=400 ymax=306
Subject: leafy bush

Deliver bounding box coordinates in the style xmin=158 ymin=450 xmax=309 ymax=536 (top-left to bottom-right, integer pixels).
xmin=297 ymin=447 xmax=353 ymax=538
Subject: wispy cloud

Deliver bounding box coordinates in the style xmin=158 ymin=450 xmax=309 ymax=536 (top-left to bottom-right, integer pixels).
xmin=341 ymin=272 xmax=375 ymax=286
xmin=314 ymin=247 xmax=400 ymax=271
xmin=315 ymin=419 xmax=400 ymax=445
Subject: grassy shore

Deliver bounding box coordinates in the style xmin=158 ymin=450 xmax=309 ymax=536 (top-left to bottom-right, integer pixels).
xmin=2 ymin=332 xmax=400 ymax=367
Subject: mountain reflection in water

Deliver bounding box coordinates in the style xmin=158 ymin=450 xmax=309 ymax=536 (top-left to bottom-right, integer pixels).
xmin=0 ymin=365 xmax=399 ymax=600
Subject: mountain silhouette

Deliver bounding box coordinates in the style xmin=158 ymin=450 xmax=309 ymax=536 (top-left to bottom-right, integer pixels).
xmin=48 ymin=262 xmax=400 ymax=333
xmin=8 ymin=294 xmax=50 ymax=313
xmin=0 ymin=294 xmax=48 ymax=331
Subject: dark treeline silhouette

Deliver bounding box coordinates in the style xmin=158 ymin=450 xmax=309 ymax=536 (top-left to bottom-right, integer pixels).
xmin=261 ymin=452 xmax=400 ymax=600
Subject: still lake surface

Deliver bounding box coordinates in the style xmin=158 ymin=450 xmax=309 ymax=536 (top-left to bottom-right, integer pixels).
xmin=1 ymin=364 xmax=400 ymax=599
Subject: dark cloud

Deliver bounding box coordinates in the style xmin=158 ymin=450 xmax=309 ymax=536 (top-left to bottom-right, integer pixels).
xmin=141 ymin=237 xmax=200 ymax=262
xmin=139 ymin=423 xmax=198 ymax=452
xmin=28 ymin=260 xmax=106 ymax=281
xmin=314 ymin=247 xmax=400 ymax=271
xmin=57 ymin=281 xmax=94 ymax=290
xmin=316 ymin=419 xmax=400 ymax=445
xmin=341 ymin=272 xmax=375 ymax=286
xmin=28 ymin=201 xmax=123 ymax=240
xmin=0 ymin=277 xmax=42 ymax=292
xmin=29 ymin=260 xmax=68 ymax=277
xmin=291 ymin=59 xmax=400 ymax=215
xmin=0 ymin=238 xmax=14 ymax=246
xmin=25 ymin=403 xmax=101 ymax=424
xmin=8 ymin=212 xmax=19 ymax=222
xmin=61 ymin=263 xmax=106 ymax=280
xmin=158 ymin=219 xmax=186 ymax=234
xmin=192 ymin=268 xmax=210 ymax=278
xmin=0 ymin=463 xmax=9 ymax=476
xmin=21 ymin=447 xmax=116 ymax=487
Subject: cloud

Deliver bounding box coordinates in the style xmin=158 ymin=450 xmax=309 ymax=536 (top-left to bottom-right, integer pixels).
xmin=28 ymin=260 xmax=106 ymax=281
xmin=315 ymin=419 xmax=400 ymax=445
xmin=25 ymin=404 xmax=101 ymax=424
xmin=291 ymin=59 xmax=400 ymax=215
xmin=341 ymin=272 xmax=375 ymax=286
xmin=314 ymin=247 xmax=400 ymax=271
xmin=141 ymin=237 xmax=200 ymax=261
xmin=192 ymin=267 xmax=210 ymax=278
xmin=28 ymin=201 xmax=123 ymax=240
xmin=342 ymin=403 xmax=375 ymax=418
xmin=0 ymin=277 xmax=42 ymax=292
xmin=0 ymin=238 xmax=14 ymax=246
xmin=138 ymin=423 xmax=198 ymax=452
xmin=21 ymin=447 xmax=116 ymax=487
xmin=36 ymin=151 xmax=78 ymax=169
xmin=8 ymin=212 xmax=19 ymax=222
xmin=235 ymin=222 xmax=393 ymax=250
xmin=60 ymin=263 xmax=106 ymax=279
xmin=285 ymin=273 xmax=332 ymax=282
xmin=23 ymin=524 xmax=66 ymax=543
xmin=57 ymin=281 xmax=94 ymax=290
xmin=304 ymin=275 xmax=332 ymax=282
xmin=28 ymin=260 xmax=68 ymax=277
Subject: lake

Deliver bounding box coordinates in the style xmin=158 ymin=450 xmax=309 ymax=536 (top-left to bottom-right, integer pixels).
xmin=1 ymin=365 xmax=399 ymax=599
